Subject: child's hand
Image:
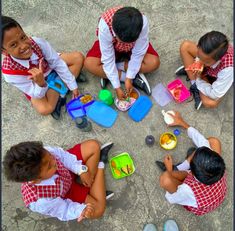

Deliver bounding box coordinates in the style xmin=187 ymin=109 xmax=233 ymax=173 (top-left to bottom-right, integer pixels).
xmin=28 ymin=58 xmax=46 ymax=87
xmin=116 ymin=87 xmax=126 ymax=100
xmin=77 ymin=203 xmax=95 ymax=222
xmin=72 ymin=88 xmax=80 ymax=99
xmin=163 ymin=154 xmax=173 ymax=172
xmin=80 ymin=171 xmax=94 ymax=187
xmin=167 ymin=111 xmax=186 ymax=127
xmin=125 ymin=78 xmax=133 ymax=95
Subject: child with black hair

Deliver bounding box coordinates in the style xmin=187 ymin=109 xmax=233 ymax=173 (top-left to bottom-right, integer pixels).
xmin=175 ymin=31 xmax=233 ymax=110
xmin=2 ymin=16 xmax=85 ymax=120
xmin=3 ymin=140 xmax=114 ymax=222
xmin=156 ymin=111 xmax=227 ymax=216
xmin=84 ymin=6 xmax=160 ymax=99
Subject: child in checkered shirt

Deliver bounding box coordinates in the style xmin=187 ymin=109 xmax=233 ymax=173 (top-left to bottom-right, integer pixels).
xmin=175 ymin=31 xmax=233 ymax=110
xmin=2 ymin=16 xmax=84 ymax=120
xmin=84 ymin=6 xmax=160 ymax=100
xmin=3 ymin=140 xmax=114 ymax=222
xmin=156 ymin=111 xmax=227 ymax=216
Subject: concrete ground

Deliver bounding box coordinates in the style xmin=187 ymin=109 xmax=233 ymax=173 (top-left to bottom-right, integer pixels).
xmin=2 ymin=1 xmax=233 ymax=231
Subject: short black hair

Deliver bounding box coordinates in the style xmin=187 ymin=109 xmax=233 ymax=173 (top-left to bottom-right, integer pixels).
xmin=197 ymin=31 xmax=229 ymax=61
xmin=3 ymin=141 xmax=45 ymax=182
xmin=112 ymin=7 xmax=143 ymax=43
xmin=190 ymin=147 xmax=225 ymax=185
xmin=2 ymin=16 xmax=22 ymax=48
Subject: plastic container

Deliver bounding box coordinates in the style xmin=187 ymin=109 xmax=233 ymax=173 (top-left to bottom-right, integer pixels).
xmin=66 ymin=93 xmax=95 ymax=119
xmin=159 ymin=132 xmax=177 ymax=150
xmin=98 ymin=89 xmax=114 ymax=105
xmin=167 ymin=79 xmax=191 ymax=103
xmin=46 ymin=71 xmax=68 ymax=96
xmin=161 ymin=110 xmax=175 ymax=125
xmin=145 ymin=135 xmax=155 ymax=146
xmin=109 ymin=152 xmax=135 ymax=179
xmin=75 ymin=116 xmax=92 ymax=132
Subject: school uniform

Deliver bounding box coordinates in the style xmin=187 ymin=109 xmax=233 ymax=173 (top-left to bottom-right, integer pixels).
xmin=21 ymin=144 xmax=89 ymax=221
xmin=165 ymin=127 xmax=227 ymax=216
xmin=196 ymin=45 xmax=233 ymax=99
xmin=2 ymin=37 xmax=78 ymax=100
xmin=86 ymin=6 xmax=159 ymax=89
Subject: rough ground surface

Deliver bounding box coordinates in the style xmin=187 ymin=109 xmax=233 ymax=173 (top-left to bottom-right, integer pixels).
xmin=2 ymin=1 xmax=233 ymax=231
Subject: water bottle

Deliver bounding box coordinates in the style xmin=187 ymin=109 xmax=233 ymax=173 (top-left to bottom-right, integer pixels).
xmin=75 ymin=116 xmax=92 ymax=132
xmin=145 ymin=135 xmax=155 ymax=147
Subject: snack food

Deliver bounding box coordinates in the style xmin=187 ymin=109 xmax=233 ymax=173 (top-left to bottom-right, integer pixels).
xmin=121 ymin=165 xmax=133 ymax=175
xmin=185 ymin=61 xmax=204 ymax=72
xmin=111 ymin=160 xmax=116 ymax=169
xmin=80 ymin=94 xmax=93 ymax=104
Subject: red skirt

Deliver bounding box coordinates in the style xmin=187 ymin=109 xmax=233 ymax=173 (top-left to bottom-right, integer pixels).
xmin=64 ymin=143 xmax=90 ymax=203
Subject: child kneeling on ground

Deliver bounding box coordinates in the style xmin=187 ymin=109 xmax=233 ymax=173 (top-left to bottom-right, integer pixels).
xmin=3 ymin=140 xmax=114 ymax=222
xmin=156 ymin=112 xmax=227 ymax=216
xmin=2 ymin=16 xmax=85 ymax=120
xmin=175 ymin=31 xmax=233 ymax=110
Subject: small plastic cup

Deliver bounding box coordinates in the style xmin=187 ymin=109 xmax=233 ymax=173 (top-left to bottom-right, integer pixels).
xmin=98 ymin=89 xmax=114 ymax=105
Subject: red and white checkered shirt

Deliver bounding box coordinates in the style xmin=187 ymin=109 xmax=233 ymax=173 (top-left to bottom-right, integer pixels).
xmin=21 ymin=158 xmax=72 ymax=207
xmin=205 ymin=45 xmax=233 ymax=78
xmin=2 ymin=38 xmax=50 ymax=75
xmin=183 ymin=172 xmax=227 ymax=216
xmin=100 ymin=6 xmax=135 ymax=53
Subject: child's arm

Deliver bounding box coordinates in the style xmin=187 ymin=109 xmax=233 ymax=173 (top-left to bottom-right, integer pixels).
xmin=29 ymin=197 xmax=87 ymax=221
xmin=33 ymin=37 xmax=79 ymax=94
xmin=3 ymin=72 xmax=48 ymax=99
xmin=45 ymin=146 xmax=86 ymax=174
xmin=195 ymin=67 xmax=233 ymax=99
xmin=125 ymin=15 xmax=149 ymax=79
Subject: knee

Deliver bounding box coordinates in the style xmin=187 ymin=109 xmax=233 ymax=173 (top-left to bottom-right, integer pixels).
xmin=87 ymin=140 xmax=101 ymax=153
xmin=84 ymin=57 xmax=93 ymax=70
xmin=159 ymin=172 xmax=171 ymax=189
xmin=94 ymin=204 xmax=106 ymax=218
xmin=73 ymin=51 xmax=84 ymax=64
xmin=36 ymin=105 xmax=54 ymax=115
xmin=207 ymin=137 xmax=221 ymax=148
xmin=201 ymin=98 xmax=219 ymax=108
xmin=180 ymin=40 xmax=191 ymax=53
xmin=152 ymin=56 xmax=160 ymax=71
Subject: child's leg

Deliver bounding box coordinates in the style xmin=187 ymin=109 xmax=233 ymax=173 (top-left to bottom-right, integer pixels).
xmin=84 ymin=56 xmax=107 ymax=78
xmin=199 ymin=92 xmax=221 ymax=108
xmin=60 ymin=52 xmax=84 ymax=78
xmin=139 ymin=53 xmax=160 ymax=73
xmin=179 ymin=40 xmax=198 ymax=80
xmin=85 ymin=168 xmax=106 ymax=218
xmin=159 ymin=170 xmax=188 ymax=193
xmin=31 ymin=89 xmax=59 ymax=115
xmin=80 ymin=140 xmax=100 ymax=179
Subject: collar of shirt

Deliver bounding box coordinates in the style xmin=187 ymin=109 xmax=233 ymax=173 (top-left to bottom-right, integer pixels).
xmin=210 ymin=60 xmax=221 ymax=69
xmin=34 ymin=174 xmax=59 ymax=186
xmin=11 ymin=52 xmax=39 ymax=69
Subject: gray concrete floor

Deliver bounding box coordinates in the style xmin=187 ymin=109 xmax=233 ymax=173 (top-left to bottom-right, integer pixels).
xmin=2 ymin=1 xmax=233 ymax=231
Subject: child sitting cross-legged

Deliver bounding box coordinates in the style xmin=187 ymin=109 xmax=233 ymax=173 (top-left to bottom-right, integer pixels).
xmin=3 ymin=140 xmax=114 ymax=222
xmin=156 ymin=112 xmax=227 ymax=216
xmin=2 ymin=16 xmax=85 ymax=120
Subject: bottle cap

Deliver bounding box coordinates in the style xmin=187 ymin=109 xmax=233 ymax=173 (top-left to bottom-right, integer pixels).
xmin=173 ymin=129 xmax=181 ymax=136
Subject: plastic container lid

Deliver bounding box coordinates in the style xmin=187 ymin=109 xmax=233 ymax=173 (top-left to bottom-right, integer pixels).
xmin=128 ymin=96 xmax=152 ymax=122
xmin=86 ymin=101 xmax=118 ymax=128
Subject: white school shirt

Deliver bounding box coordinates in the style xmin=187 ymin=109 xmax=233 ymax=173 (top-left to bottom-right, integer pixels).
xmin=196 ymin=60 xmax=233 ymax=100
xmin=3 ymin=37 xmax=78 ymax=99
xmin=98 ymin=15 xmax=149 ymax=89
xmin=28 ymin=146 xmax=86 ymax=221
xmin=165 ymin=127 xmax=211 ymax=208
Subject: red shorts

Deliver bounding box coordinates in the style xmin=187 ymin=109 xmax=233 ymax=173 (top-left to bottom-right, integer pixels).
xmin=86 ymin=40 xmax=159 ymax=60
xmin=64 ymin=143 xmax=90 ymax=203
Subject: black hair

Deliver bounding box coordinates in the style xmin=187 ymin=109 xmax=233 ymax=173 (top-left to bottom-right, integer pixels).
xmin=2 ymin=16 xmax=22 ymax=48
xmin=3 ymin=141 xmax=45 ymax=182
xmin=197 ymin=31 xmax=229 ymax=61
xmin=112 ymin=7 xmax=143 ymax=43
xmin=190 ymin=147 xmax=225 ymax=185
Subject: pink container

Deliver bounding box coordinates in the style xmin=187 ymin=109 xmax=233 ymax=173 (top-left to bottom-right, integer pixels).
xmin=167 ymin=79 xmax=191 ymax=103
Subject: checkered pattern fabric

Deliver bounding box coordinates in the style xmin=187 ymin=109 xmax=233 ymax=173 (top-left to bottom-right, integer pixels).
xmin=21 ymin=158 xmax=72 ymax=207
xmin=98 ymin=6 xmax=136 ymax=53
xmin=205 ymin=45 xmax=233 ymax=78
xmin=183 ymin=172 xmax=227 ymax=216
xmin=2 ymin=38 xmax=49 ymax=73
